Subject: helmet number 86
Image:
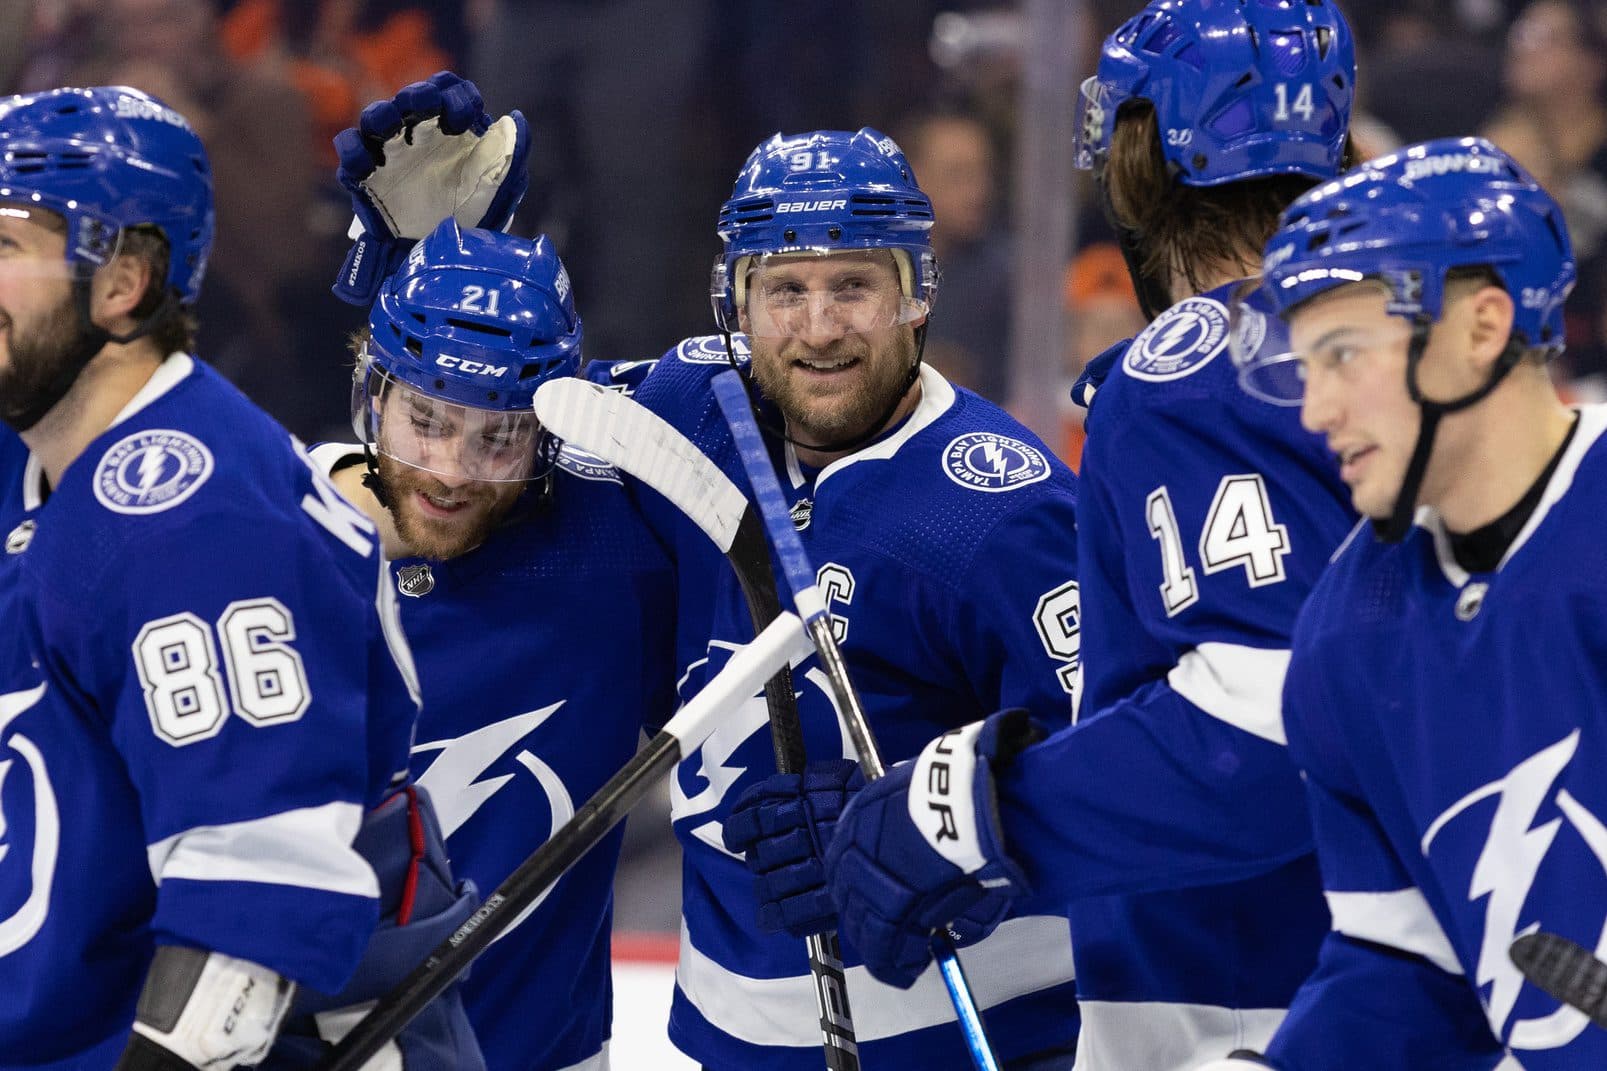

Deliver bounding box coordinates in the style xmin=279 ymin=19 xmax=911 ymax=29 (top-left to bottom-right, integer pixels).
xmin=1273 ymin=83 xmax=1315 ymax=123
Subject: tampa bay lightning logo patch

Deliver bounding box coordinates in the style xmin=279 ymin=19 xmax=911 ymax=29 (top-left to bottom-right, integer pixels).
xmin=557 ymin=444 xmax=621 ymax=484
xmin=675 ymin=334 xmax=749 ymax=365
xmin=942 ymin=432 xmax=1051 ymax=493
xmin=1125 ymin=297 xmax=1230 ymax=382
xmin=92 ymin=429 xmax=214 ymax=515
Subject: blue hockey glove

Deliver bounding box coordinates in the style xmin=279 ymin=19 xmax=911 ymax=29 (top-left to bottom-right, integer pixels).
xmin=824 ymin=709 xmax=1043 ymax=989
xmin=1071 ymin=338 xmax=1128 ymax=410
xmin=722 ymin=759 xmax=864 ymax=938
xmin=332 ymin=70 xmax=529 ymax=305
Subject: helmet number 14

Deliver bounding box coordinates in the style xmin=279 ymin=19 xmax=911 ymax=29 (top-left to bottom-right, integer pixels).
xmin=1273 ymin=83 xmax=1315 ymax=123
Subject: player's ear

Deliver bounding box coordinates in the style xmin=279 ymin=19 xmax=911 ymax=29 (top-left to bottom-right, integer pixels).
xmin=91 ymin=247 xmax=156 ymax=327
xmin=1464 ymin=283 xmax=1517 ymax=374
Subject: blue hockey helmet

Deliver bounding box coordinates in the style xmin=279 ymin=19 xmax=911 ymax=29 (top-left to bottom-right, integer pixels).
xmin=1074 ymin=0 xmax=1354 ymax=186
xmin=1258 ymin=136 xmax=1574 ymax=372
xmin=711 ymin=128 xmax=938 ymax=336
xmin=0 ymin=86 xmax=214 ymax=302
xmin=355 ymin=217 xmax=582 ymax=482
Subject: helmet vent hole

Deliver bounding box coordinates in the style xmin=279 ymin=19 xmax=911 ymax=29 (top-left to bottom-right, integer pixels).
xmin=783 ymin=228 xmax=796 ymax=242
xmin=828 ymin=226 xmax=842 ymax=239
xmin=1331 ymin=73 xmax=1346 ymax=90
xmin=435 ymin=378 xmax=446 ymax=390
xmin=1141 ymin=19 xmax=1182 ymax=55
xmin=445 ymin=317 xmax=512 ymax=337
xmin=405 ymin=338 xmax=423 ymax=356
xmin=1315 ymin=26 xmax=1332 ymax=58
xmin=1233 ymin=71 xmax=1254 ymax=90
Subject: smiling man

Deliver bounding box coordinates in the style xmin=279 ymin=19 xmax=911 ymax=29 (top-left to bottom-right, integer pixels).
xmin=623 ymin=128 xmax=1083 ymax=1071
xmin=320 ymin=214 xmax=677 ymax=1071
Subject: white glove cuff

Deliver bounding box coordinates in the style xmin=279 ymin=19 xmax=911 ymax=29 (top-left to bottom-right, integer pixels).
xmin=132 ymin=947 xmax=294 ymax=1070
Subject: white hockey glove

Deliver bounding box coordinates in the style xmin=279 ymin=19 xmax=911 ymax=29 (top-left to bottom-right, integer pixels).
xmin=332 ymin=70 xmax=529 ymax=305
xmin=117 ymin=945 xmax=295 ymax=1070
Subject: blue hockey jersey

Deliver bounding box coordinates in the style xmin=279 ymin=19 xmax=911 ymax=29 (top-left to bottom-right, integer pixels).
xmin=0 ymin=356 xmax=418 ymax=1069
xmin=631 ymin=339 xmax=1083 ymax=1071
xmin=312 ymin=439 xmax=678 ymax=1071
xmin=1268 ymin=406 xmax=1607 ymax=1071
xmin=995 ymin=282 xmax=1358 ymax=1069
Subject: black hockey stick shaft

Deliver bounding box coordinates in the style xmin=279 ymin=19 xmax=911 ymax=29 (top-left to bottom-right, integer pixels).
xmin=728 ymin=509 xmax=861 ymax=1068
xmin=313 ymin=614 xmax=810 ymax=1071
xmin=1510 ymin=932 xmax=1607 ymax=1029
xmin=712 ymin=371 xmax=1002 ymax=1071
xmin=532 ymin=376 xmax=865 ymax=1067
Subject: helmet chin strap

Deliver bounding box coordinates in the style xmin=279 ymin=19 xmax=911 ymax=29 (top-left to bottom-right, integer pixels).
xmin=1375 ymin=319 xmax=1527 ymax=542
xmin=0 ymin=275 xmax=178 ymax=433
xmin=720 ymin=324 xmax=927 ymax=459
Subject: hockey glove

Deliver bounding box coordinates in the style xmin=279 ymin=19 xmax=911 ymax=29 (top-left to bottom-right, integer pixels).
xmin=824 ymin=709 xmax=1042 ymax=989
xmin=117 ymin=945 xmax=294 ymax=1070
xmin=332 ymin=70 xmax=530 ymax=305
xmin=723 ymin=758 xmax=865 ymax=939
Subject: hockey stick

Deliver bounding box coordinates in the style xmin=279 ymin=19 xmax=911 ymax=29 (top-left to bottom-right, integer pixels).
xmin=1510 ymin=932 xmax=1607 ymax=1030
xmin=709 ymin=370 xmax=1003 ymax=1071
xmin=314 ymin=613 xmax=813 ymax=1071
xmin=534 ymin=376 xmax=862 ymax=1068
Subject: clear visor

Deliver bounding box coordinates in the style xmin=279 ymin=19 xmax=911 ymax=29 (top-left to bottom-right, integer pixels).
xmin=1072 ymin=76 xmax=1114 ymax=171
xmin=356 ymin=359 xmax=543 ymax=483
xmin=0 ymin=204 xmax=125 ymax=280
xmin=1228 ymin=285 xmax=1305 ymax=406
xmin=718 ymin=249 xmax=929 ymax=341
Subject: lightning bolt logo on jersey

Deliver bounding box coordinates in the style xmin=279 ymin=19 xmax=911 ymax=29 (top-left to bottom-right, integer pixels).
xmin=1275 ymin=404 xmax=1607 ymax=1069
xmin=632 ymin=342 xmax=1082 ymax=1071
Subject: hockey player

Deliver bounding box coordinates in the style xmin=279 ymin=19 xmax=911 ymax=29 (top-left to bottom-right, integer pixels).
xmin=1196 ymin=137 xmax=1600 ymax=1071
xmin=0 ymin=87 xmax=480 ymax=1071
xmin=814 ymin=2 xmax=1364 ymax=1067
xmin=317 ymin=214 xmax=677 ymax=1071
xmin=626 ymin=129 xmax=1083 ymax=1070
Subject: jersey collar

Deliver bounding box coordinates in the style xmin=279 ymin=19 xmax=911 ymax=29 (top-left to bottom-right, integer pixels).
xmin=1423 ymin=403 xmax=1607 ymax=586
xmin=809 ymin=365 xmax=957 ymax=493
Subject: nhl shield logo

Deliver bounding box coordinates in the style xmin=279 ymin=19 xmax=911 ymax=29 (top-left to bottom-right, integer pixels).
xmin=92 ymin=429 xmax=214 ymax=515
xmin=397 ymin=563 xmax=435 ymax=597
xmin=942 ymin=432 xmax=1052 ymax=493
xmin=790 ymin=498 xmax=813 ymax=531
xmin=1455 ymin=581 xmax=1488 ymax=622
xmin=4 ymin=520 xmax=34 ymax=555
xmin=1125 ymin=297 xmax=1230 ymax=382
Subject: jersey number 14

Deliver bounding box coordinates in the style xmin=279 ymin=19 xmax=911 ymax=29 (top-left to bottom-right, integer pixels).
xmin=1145 ymin=474 xmax=1290 ymax=616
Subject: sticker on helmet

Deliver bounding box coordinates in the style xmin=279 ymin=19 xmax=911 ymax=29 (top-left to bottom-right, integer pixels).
xmin=675 ymin=335 xmax=749 ymax=365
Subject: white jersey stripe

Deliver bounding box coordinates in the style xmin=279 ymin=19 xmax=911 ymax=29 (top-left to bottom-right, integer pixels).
xmin=1072 ymin=1000 xmax=1288 ymax=1071
xmin=673 ymin=914 xmax=1074 ymax=1047
xmin=146 ymin=800 xmax=377 ymax=898
xmin=1326 ymin=888 xmax=1463 ymax=976
xmin=1168 ymin=642 xmax=1291 ymax=745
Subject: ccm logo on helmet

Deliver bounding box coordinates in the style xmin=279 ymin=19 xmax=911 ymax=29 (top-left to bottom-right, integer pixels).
xmin=436 ymin=355 xmax=508 ymax=376
xmin=775 ymin=200 xmax=847 ymax=213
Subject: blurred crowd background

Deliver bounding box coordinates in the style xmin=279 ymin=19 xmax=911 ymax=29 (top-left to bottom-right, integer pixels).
xmin=9 ymin=0 xmax=1606 ymax=933
xmin=8 ymin=0 xmax=1605 ymax=466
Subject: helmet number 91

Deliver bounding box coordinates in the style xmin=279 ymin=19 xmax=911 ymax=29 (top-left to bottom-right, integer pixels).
xmin=1273 ymin=83 xmax=1315 ymax=123
xmin=458 ymin=284 xmax=502 ymax=315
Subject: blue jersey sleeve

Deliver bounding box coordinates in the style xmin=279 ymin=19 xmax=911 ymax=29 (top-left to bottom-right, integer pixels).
xmin=1266 ymin=645 xmax=1507 ymax=1071
xmin=994 ymin=383 xmax=1337 ymax=898
xmin=31 ymin=508 xmax=390 ymax=993
xmin=952 ymin=492 xmax=1081 ymax=724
